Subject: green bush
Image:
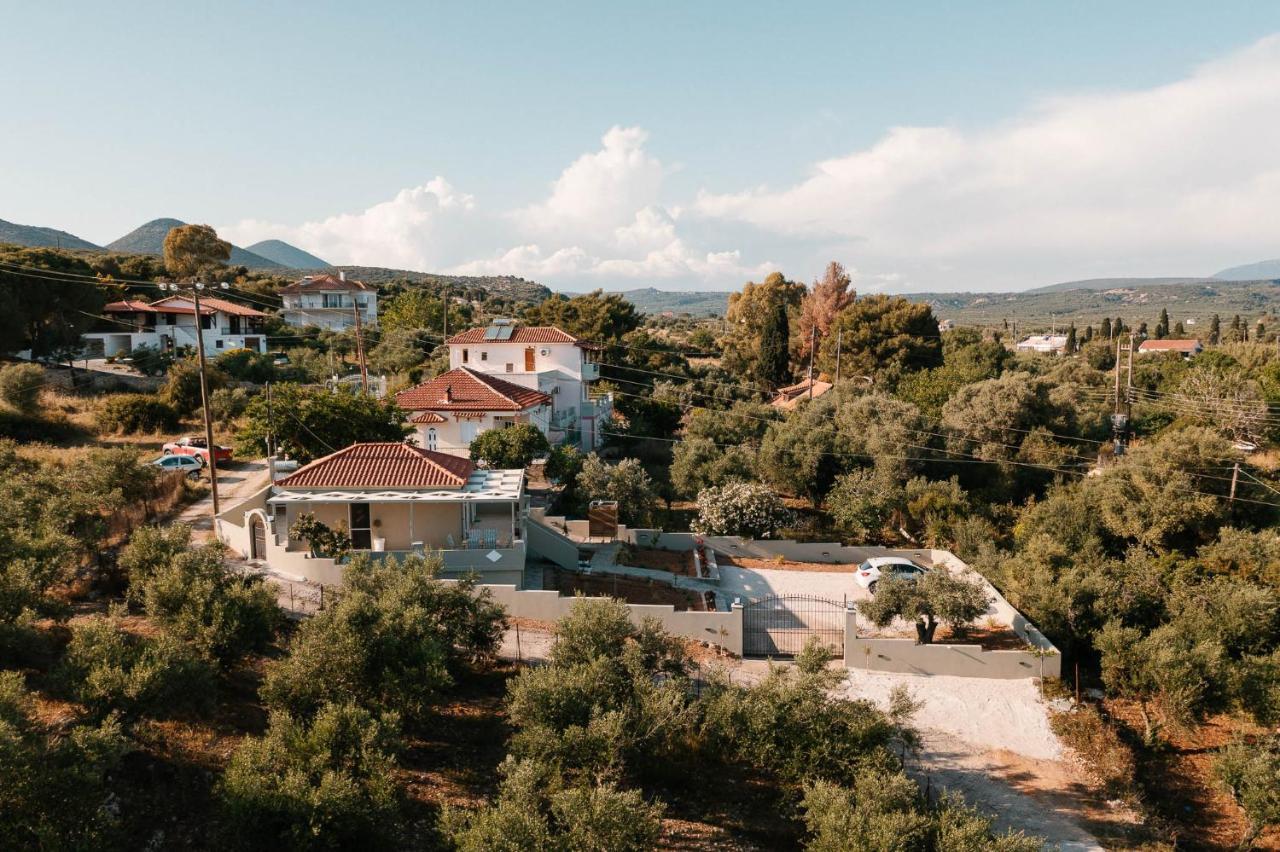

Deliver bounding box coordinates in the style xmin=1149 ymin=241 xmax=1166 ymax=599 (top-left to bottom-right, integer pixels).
xmin=204 ymin=386 xmax=255 ymax=427
xmin=469 ymin=423 xmax=550 ymax=469
xmin=1048 ymin=705 xmax=1137 ymax=800
xmin=260 ymin=554 xmax=505 ymax=725
xmin=0 ymin=363 xmax=45 ymax=413
xmin=118 ymin=524 xmax=194 ymax=604
xmin=216 ymin=348 xmax=277 ymax=383
xmin=163 ymin=358 xmax=228 ymax=415
xmin=96 ymin=393 xmax=181 ymax=434
xmin=219 ymin=702 xmax=401 ymax=850
xmin=0 ymin=671 xmax=127 ymax=849
xmin=138 ymin=541 xmax=281 ymax=666
xmin=59 ymin=612 xmax=216 ymax=722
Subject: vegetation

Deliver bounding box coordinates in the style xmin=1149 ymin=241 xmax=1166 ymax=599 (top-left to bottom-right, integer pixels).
xmin=235 ymin=384 xmax=408 ymax=463
xmin=576 ymin=453 xmax=658 ymax=526
xmin=96 ymin=392 xmax=181 ymax=434
xmin=0 ymin=363 xmax=45 ymax=413
xmin=692 ymin=481 xmax=791 ymax=538
xmin=858 ymin=573 xmax=992 ymax=644
xmin=469 ymin=422 xmax=550 ymax=468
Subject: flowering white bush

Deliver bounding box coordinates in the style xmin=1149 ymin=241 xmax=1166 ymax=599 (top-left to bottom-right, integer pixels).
xmin=691 ymin=482 xmax=792 ymax=539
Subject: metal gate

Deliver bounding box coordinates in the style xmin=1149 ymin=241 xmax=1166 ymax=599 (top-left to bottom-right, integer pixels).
xmin=250 ymin=516 xmax=266 ymax=561
xmin=742 ymin=594 xmax=847 ymax=657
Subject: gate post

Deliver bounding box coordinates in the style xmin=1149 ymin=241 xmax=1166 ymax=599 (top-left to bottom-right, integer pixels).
xmin=843 ymin=600 xmax=858 ymax=668
xmin=728 ymin=600 xmax=744 ymax=656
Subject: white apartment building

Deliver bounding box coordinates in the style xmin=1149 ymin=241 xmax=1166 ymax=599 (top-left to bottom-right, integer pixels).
xmin=278 ymin=272 xmax=377 ymax=331
xmin=83 ymin=296 xmax=268 ymax=356
xmin=397 ymin=319 xmax=612 ymax=452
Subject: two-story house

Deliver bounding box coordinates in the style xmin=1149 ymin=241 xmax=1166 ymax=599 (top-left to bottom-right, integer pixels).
xmin=278 ymin=272 xmax=377 ymax=331
xmin=394 ymin=319 xmax=611 ymax=454
xmin=83 ymin=295 xmax=268 ymax=357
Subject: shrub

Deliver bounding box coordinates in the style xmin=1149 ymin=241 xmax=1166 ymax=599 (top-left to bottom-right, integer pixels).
xmin=1214 ymin=735 xmax=1280 ymax=849
xmin=220 ymin=702 xmax=401 ymax=850
xmin=260 ymin=554 xmax=505 ymax=725
xmin=138 ymin=542 xmax=281 ymax=666
xmin=163 ymin=358 xmax=228 ymax=415
xmin=216 ymin=348 xmax=277 ymax=383
xmin=469 ymin=423 xmax=550 ymax=469
xmin=691 ymin=481 xmax=792 ymax=538
xmin=286 ymin=513 xmax=351 ymax=560
xmin=442 ymin=758 xmax=664 ymax=852
xmin=59 ymin=611 xmax=216 ymax=721
xmin=1048 ymin=705 xmax=1137 ymax=800
xmin=204 ymin=386 xmax=255 ymax=427
xmin=126 ymin=343 xmax=173 ymax=377
xmin=0 ymin=671 xmax=128 ymax=849
xmin=576 ymin=454 xmax=657 ymax=526
xmin=0 ymin=363 xmax=45 ymax=413
xmin=118 ymin=524 xmax=193 ymax=604
xmin=96 ymin=393 xmax=181 ymax=434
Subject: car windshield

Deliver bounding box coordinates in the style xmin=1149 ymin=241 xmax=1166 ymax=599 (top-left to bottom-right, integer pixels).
xmin=858 ymin=560 xmax=873 ymax=572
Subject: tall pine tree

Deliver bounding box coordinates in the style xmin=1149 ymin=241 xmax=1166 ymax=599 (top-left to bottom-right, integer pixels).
xmin=757 ymin=297 xmax=792 ymax=389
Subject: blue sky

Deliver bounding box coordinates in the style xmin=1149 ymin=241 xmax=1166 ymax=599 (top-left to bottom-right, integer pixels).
xmin=4 ymin=2 xmax=1280 ymax=291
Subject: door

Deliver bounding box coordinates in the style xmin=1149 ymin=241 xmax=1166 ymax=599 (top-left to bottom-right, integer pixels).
xmin=349 ymin=504 xmax=372 ymax=550
xmin=524 ymin=347 xmax=536 ymax=371
xmin=459 ymin=420 xmax=479 ymax=446
xmin=250 ymin=515 xmax=266 ymax=560
xmin=426 ymin=428 xmax=438 ymax=451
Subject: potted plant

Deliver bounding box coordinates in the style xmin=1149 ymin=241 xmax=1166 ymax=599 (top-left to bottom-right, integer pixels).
xmin=371 ymin=518 xmax=386 ymax=552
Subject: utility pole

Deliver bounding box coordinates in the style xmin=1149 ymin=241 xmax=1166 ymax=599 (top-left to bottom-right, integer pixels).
xmin=1230 ymin=462 xmax=1240 ymax=505
xmin=806 ymin=327 xmax=817 ymax=399
xmin=1126 ymin=332 xmax=1135 ymax=424
xmin=265 ymin=381 xmax=274 ymax=459
xmin=442 ymin=286 xmax=449 ymax=342
xmin=834 ymin=328 xmax=843 ymax=385
xmin=352 ymin=301 xmax=368 ymax=394
xmin=162 ymin=281 xmax=223 ymax=518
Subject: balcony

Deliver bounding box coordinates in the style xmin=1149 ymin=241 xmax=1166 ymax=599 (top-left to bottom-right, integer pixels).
xmin=581 ymin=361 xmax=600 ymax=381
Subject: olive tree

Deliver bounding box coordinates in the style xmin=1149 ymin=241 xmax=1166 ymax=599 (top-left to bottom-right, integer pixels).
xmin=857 ymin=571 xmax=991 ymax=645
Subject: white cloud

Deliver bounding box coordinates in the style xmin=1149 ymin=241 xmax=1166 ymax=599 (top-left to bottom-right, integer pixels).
xmin=697 ymin=35 xmax=1280 ymax=289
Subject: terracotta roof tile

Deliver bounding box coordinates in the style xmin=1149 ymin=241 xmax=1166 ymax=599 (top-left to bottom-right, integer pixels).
xmin=275 ymin=442 xmax=474 ymax=488
xmin=149 ymin=295 xmax=266 ymax=318
xmin=395 ymin=367 xmax=552 ymax=412
xmin=409 ymin=411 xmax=447 ymax=424
xmin=1138 ymin=338 xmax=1202 ymax=352
xmin=278 ymin=273 xmax=371 ymax=294
xmin=103 ymin=300 xmax=158 ymax=313
xmin=445 ymin=325 xmax=582 ymax=345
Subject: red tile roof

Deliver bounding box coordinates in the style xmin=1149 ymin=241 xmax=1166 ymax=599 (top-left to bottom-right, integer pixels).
xmin=409 ymin=411 xmax=447 ymax=424
xmin=445 ymin=325 xmax=582 ymax=345
xmin=275 ymin=442 xmax=475 ymax=488
xmin=103 ymin=300 xmax=158 ymax=313
xmin=142 ymin=296 xmax=266 ymax=318
xmin=1138 ymin=338 xmax=1202 ymax=352
xmin=278 ymin=273 xmax=371 ymax=294
xmin=395 ymin=367 xmax=552 ymax=412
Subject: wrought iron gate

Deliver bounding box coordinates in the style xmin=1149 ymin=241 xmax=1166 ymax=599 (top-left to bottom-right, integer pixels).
xmin=742 ymin=594 xmax=847 ymax=657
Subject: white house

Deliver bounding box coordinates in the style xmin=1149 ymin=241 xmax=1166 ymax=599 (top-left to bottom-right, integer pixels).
xmin=442 ymin=319 xmax=612 ymax=448
xmin=278 ymin=272 xmax=377 ymax=331
xmin=1015 ymin=334 xmax=1069 ymax=354
xmin=82 ymin=296 xmax=268 ymax=357
xmin=395 ymin=366 xmax=553 ymax=457
xmin=215 ymin=443 xmax=528 ymax=587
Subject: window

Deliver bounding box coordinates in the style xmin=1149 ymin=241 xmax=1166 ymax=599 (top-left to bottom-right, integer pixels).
xmin=461 ymin=349 xmax=469 ymax=364
xmin=215 ymin=340 xmax=224 ymax=349
xmin=505 ymin=363 xmax=513 ymax=373
xmin=480 ymin=351 xmax=488 ymax=361
xmin=426 ymin=428 xmax=437 ymax=451
xmin=349 ymin=504 xmax=371 ymax=550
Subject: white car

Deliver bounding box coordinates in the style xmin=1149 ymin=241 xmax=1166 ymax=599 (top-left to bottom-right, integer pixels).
xmin=150 ymin=454 xmax=204 ymax=479
xmin=854 ymin=557 xmax=928 ymax=594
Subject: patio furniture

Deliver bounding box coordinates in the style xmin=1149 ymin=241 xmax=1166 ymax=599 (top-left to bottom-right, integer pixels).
xmin=467 ymin=529 xmax=483 ymax=549
xmin=483 ymin=528 xmax=498 ymax=549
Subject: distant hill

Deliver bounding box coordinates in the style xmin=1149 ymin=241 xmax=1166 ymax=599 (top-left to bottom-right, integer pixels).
xmin=0 ymin=218 xmax=100 ymax=250
xmin=245 ymin=239 xmax=330 ymax=269
xmin=319 ymin=266 xmax=552 ymax=304
xmin=607 ymin=287 xmax=731 ymax=316
xmin=1026 ymin=276 xmax=1217 ymax=294
xmin=107 ymin=218 xmax=284 ymax=269
xmin=1214 ymin=259 xmax=1280 ymax=281
xmin=906 ymin=279 xmax=1280 ymax=327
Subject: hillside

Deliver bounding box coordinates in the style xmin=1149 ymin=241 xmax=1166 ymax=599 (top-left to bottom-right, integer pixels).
xmin=907 ymin=279 xmax=1280 ymax=327
xmin=1025 ymin=276 xmax=1217 ymax=294
xmin=607 ymin=287 xmax=731 ymax=316
xmin=245 ymin=239 xmax=330 ymax=269
xmin=320 ymin=265 xmax=552 ymax=304
xmin=107 ymin=218 xmax=284 ymax=269
xmin=1214 ymin=258 xmax=1280 ymax=281
xmin=0 ymin=218 xmax=100 ymax=250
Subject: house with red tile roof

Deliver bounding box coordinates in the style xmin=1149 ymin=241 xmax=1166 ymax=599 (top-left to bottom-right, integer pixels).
xmin=278 ymin=272 xmax=377 ymax=331
xmin=1137 ymin=338 xmax=1202 ymax=358
xmin=215 ymin=442 xmax=528 ymax=586
xmin=394 ymin=366 xmax=554 ymax=457
xmin=442 ymin=318 xmax=612 ymax=450
xmin=82 ymin=294 xmax=268 ymax=357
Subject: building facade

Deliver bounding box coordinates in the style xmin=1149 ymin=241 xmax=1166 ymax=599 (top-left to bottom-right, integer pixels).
xmin=395 ymin=367 xmax=553 ymax=457
xmin=215 ymin=443 xmax=528 ymax=587
xmin=83 ymin=296 xmax=267 ymax=357
xmin=442 ymin=319 xmax=612 ymax=449
xmin=278 ymin=272 xmax=377 ymax=331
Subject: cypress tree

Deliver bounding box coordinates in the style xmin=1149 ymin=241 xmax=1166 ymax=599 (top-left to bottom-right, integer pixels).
xmin=1210 ymin=314 xmax=1221 ymax=345
xmin=757 ymin=297 xmax=791 ymax=388
xmin=1066 ymin=323 xmax=1077 ymax=354
xmin=1101 ymin=317 xmax=1112 ymax=339
xmin=1156 ymin=308 xmax=1169 ymax=339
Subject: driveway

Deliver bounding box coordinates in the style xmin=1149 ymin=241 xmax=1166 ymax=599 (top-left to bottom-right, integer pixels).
xmin=178 ymin=459 xmax=270 ymax=541
xmin=717 ymin=564 xmax=871 ymax=605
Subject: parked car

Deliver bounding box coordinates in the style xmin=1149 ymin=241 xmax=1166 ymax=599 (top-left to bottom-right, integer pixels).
xmin=150 ymin=453 xmax=204 ymax=479
xmin=854 ymin=557 xmax=928 ymax=594
xmin=163 ymin=436 xmax=233 ymax=467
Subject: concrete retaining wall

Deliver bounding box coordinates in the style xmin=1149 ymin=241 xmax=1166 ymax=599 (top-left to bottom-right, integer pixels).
xmin=478 ymin=584 xmax=743 ymax=655
xmin=526 ymin=514 xmax=580 ymax=570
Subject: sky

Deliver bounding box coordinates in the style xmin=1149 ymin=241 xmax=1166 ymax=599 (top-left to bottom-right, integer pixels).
xmin=4 ymin=2 xmax=1280 ymax=293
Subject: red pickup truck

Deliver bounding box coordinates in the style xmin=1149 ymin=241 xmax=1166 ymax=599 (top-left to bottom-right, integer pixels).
xmin=162 ymin=436 xmax=233 ymax=467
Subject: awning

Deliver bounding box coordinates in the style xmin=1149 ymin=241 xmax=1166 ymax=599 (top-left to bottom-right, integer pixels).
xmin=267 ymin=468 xmax=524 ymax=505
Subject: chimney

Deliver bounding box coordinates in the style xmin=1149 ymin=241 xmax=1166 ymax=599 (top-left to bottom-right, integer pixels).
xmin=443 ymin=386 xmax=452 ymax=403
xmin=339 ymin=270 xmax=346 ymax=282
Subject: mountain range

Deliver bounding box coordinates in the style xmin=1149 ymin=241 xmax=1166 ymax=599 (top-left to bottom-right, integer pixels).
xmin=105 ymin=218 xmax=283 ymax=269
xmin=0 ymin=218 xmax=101 ymax=251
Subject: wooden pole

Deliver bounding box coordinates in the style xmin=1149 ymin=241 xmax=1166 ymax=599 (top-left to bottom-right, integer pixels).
xmin=1230 ymin=461 xmax=1240 ymax=505
xmin=807 ymin=327 xmax=817 ymax=398
xmin=834 ymin=328 xmax=842 ymax=385
xmin=190 ymin=288 xmax=220 ymax=517
xmin=353 ymin=302 xmax=369 ymax=394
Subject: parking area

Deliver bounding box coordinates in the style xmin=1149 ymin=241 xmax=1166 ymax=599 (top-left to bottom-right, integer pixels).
xmin=718 ymin=564 xmax=871 ymax=605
